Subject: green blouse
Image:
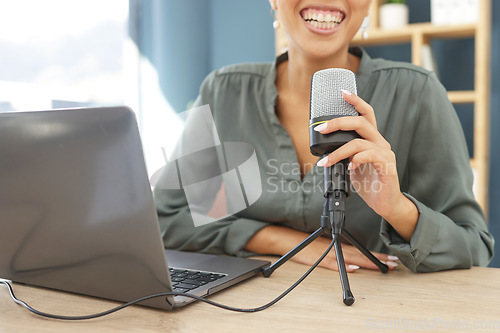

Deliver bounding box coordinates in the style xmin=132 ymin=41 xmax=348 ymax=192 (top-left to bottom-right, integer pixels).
xmin=153 ymin=48 xmax=494 ymax=273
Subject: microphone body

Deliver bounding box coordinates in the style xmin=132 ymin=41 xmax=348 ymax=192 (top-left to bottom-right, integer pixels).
xmin=309 ymin=68 xmax=360 ymax=157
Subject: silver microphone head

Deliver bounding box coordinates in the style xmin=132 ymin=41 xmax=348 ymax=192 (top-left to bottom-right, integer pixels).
xmin=310 ymin=68 xmax=358 ymax=119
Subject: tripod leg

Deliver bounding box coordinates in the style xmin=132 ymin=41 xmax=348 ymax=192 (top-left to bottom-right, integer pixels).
xmin=333 ymin=234 xmax=355 ymax=306
xmin=262 ymin=227 xmax=326 ymax=278
xmin=341 ymin=229 xmax=389 ymax=273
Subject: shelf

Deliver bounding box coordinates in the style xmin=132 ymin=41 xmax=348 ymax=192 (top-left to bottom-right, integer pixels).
xmin=471 ymin=158 xmax=479 ymax=170
xmin=352 ymin=22 xmax=477 ymax=46
xmin=448 ymin=91 xmax=476 ymax=104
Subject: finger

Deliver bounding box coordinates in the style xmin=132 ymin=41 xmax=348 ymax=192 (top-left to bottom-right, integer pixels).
xmin=343 ymin=250 xmax=386 ymax=270
xmin=319 ymin=251 xmax=368 ymax=272
xmin=348 ymin=257 xmax=399 ymax=271
xmin=320 ymin=248 xmax=399 ymax=271
xmin=319 ymin=257 xmax=367 ymax=272
xmin=343 ymin=249 xmax=399 ymax=271
xmin=383 ymin=261 xmax=399 ymax=270
xmin=346 ymin=264 xmax=361 ymax=273
xmin=317 ymin=139 xmax=382 ymax=168
xmin=318 ymin=256 xmax=341 ymax=271
xmin=349 ymin=149 xmax=397 ymax=175
xmin=322 ymin=262 xmax=396 ymax=273
xmin=314 ymin=116 xmax=389 ymax=148
xmin=341 ymin=89 xmax=377 ymax=128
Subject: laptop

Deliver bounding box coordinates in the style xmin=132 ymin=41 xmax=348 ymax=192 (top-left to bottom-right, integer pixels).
xmin=0 ymin=106 xmax=269 ymax=310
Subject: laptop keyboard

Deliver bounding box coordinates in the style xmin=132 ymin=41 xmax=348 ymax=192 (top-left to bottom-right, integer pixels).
xmin=169 ymin=268 xmax=227 ymax=293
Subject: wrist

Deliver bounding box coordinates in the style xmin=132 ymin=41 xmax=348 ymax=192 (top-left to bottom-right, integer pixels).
xmin=384 ymin=193 xmax=419 ymax=243
xmin=245 ymin=225 xmax=311 ymax=256
xmin=245 ymin=225 xmax=289 ymax=255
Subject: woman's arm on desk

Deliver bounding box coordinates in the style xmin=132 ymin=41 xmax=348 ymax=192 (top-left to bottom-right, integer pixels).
xmin=245 ymin=225 xmax=398 ymax=272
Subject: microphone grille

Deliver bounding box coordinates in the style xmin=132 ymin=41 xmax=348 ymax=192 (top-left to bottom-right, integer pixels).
xmin=310 ymin=68 xmax=358 ymax=119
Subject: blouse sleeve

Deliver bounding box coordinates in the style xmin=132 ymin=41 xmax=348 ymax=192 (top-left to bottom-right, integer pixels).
xmin=379 ymin=72 xmax=494 ymax=272
xmin=153 ymin=71 xmax=270 ymax=257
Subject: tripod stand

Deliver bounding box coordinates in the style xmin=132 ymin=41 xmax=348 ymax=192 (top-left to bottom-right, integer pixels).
xmin=262 ymin=159 xmax=389 ymax=306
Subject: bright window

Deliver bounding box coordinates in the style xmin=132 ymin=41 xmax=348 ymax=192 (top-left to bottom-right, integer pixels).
xmin=0 ymin=0 xmax=129 ymax=111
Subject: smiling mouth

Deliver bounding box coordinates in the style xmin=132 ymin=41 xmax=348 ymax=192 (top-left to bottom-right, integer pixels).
xmin=301 ymin=8 xmax=345 ymax=30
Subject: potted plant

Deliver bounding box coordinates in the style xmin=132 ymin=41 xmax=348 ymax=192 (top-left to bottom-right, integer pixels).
xmin=379 ymin=0 xmax=409 ymax=29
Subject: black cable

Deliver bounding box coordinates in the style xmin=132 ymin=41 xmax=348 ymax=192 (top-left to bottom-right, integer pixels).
xmin=0 ymin=239 xmax=335 ymax=320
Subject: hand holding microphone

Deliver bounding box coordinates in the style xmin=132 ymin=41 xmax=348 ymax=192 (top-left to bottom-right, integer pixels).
xmin=310 ymin=69 xmax=418 ymax=242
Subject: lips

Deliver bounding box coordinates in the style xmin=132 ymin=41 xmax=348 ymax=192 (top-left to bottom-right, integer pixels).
xmin=300 ymin=7 xmax=345 ymax=31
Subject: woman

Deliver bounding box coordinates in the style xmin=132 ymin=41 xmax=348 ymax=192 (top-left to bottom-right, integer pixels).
xmin=154 ymin=0 xmax=494 ymax=273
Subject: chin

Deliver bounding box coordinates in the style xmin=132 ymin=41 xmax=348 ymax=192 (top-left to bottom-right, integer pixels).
xmin=301 ymin=41 xmax=349 ymax=61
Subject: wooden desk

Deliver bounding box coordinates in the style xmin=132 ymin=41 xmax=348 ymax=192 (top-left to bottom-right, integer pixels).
xmin=1 ymin=261 xmax=499 ymax=332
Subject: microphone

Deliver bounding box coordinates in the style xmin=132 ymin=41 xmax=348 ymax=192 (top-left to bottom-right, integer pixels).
xmin=309 ymin=68 xmax=360 ymax=157
xmin=309 ymin=67 xmax=360 ymax=213
xmin=309 ymin=68 xmax=360 ymax=306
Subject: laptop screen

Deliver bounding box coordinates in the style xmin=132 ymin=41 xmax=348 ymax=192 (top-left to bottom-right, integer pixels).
xmin=0 ymin=107 xmax=174 ymax=309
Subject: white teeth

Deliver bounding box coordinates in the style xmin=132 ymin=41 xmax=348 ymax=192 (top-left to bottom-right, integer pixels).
xmin=302 ymin=9 xmax=343 ymax=28
xmin=309 ymin=20 xmax=337 ymax=29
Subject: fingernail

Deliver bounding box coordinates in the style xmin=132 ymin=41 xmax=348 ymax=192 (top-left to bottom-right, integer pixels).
xmin=348 ymin=162 xmax=354 ymax=171
xmin=317 ymin=156 xmax=329 ymax=167
xmin=348 ymin=265 xmax=360 ymax=270
xmin=388 ymin=255 xmax=399 ymax=261
xmin=341 ymin=89 xmax=352 ymax=96
xmin=313 ymin=123 xmax=327 ymax=132
xmin=386 ymin=261 xmax=398 ymax=268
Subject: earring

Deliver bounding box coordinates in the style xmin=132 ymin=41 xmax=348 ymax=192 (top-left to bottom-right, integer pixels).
xmin=273 ymin=19 xmax=281 ymax=30
xmin=272 ymin=9 xmax=281 ymax=30
xmin=360 ymin=16 xmax=370 ymax=40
